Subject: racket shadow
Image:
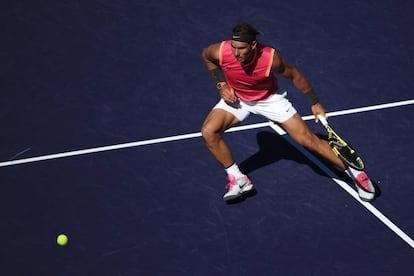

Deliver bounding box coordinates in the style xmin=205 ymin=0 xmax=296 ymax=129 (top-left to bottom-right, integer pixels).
xmin=238 ymin=131 xmax=378 ymax=194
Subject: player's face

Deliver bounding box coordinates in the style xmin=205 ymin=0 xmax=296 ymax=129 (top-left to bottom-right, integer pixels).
xmin=231 ymin=40 xmax=256 ymax=64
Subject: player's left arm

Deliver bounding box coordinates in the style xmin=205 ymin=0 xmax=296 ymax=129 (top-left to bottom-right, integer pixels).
xmin=271 ymin=51 xmax=326 ymax=121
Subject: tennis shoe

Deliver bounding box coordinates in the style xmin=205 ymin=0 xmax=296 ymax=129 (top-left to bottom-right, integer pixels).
xmin=223 ymin=174 xmax=254 ymax=202
xmin=347 ymin=170 xmax=375 ymax=202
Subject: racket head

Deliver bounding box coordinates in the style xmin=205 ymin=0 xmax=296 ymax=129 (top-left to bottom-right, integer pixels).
xmin=328 ymin=131 xmax=365 ymax=170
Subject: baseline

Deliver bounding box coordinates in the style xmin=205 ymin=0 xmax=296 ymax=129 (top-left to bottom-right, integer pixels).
xmin=0 ymin=99 xmax=413 ymax=168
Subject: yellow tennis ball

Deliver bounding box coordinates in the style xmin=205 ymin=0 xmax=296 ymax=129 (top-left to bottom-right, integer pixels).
xmin=57 ymin=234 xmax=68 ymax=246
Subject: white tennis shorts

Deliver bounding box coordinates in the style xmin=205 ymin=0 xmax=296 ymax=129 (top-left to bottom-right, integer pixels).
xmin=213 ymin=91 xmax=297 ymax=123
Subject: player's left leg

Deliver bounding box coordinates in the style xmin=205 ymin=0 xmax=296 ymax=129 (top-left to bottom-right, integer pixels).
xmin=248 ymin=93 xmax=343 ymax=168
xmin=280 ymin=113 xmax=375 ymax=201
xmin=280 ymin=113 xmax=346 ymax=169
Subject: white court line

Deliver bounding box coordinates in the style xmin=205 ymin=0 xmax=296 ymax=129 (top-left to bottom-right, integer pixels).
xmin=2 ymin=99 xmax=414 ymax=248
xmin=269 ymin=123 xmax=414 ymax=249
xmin=0 ymin=99 xmax=413 ymax=168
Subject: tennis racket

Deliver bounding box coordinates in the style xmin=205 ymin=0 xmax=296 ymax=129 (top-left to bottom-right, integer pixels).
xmin=317 ymin=115 xmax=365 ymax=170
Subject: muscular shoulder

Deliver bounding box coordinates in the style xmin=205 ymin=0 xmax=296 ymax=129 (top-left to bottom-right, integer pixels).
xmin=271 ymin=50 xmax=286 ymax=74
xmin=202 ymin=42 xmax=223 ymax=64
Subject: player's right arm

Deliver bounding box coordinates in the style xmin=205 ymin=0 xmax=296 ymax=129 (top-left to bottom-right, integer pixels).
xmin=202 ymin=43 xmax=221 ymax=70
xmin=202 ymin=43 xmax=237 ymax=103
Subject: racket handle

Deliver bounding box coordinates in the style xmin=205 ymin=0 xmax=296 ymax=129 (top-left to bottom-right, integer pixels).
xmin=317 ymin=115 xmax=328 ymax=126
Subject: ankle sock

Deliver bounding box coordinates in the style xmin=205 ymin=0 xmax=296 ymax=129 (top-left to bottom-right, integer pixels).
xmin=225 ymin=163 xmax=243 ymax=178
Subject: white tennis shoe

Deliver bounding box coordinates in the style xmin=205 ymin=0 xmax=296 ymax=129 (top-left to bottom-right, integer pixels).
xmin=223 ymin=175 xmax=254 ymax=202
xmin=347 ymin=169 xmax=376 ymax=202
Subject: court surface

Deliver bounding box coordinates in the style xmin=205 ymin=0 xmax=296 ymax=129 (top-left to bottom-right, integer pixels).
xmin=2 ymin=0 xmax=414 ymax=275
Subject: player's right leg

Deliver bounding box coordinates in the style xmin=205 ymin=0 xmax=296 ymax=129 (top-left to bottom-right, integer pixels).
xmin=201 ymin=108 xmax=239 ymax=169
xmin=201 ymin=103 xmax=253 ymax=202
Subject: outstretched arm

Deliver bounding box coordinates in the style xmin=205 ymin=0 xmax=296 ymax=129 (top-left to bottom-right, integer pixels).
xmin=272 ymin=52 xmax=326 ymax=121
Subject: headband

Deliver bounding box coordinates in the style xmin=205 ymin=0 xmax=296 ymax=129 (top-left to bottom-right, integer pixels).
xmin=232 ymin=33 xmax=256 ymax=44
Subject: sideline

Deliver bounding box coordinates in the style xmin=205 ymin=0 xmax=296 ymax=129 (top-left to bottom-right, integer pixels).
xmin=269 ymin=122 xmax=414 ymax=249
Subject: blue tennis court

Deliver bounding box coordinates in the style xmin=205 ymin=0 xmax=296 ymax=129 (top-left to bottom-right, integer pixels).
xmin=2 ymin=0 xmax=414 ymax=275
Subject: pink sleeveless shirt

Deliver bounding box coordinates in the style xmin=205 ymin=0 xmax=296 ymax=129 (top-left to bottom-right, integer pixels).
xmin=219 ymin=40 xmax=279 ymax=102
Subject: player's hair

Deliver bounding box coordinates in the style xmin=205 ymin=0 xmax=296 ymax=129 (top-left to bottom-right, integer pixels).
xmin=231 ymin=22 xmax=261 ymax=44
xmin=232 ymin=22 xmax=261 ymax=36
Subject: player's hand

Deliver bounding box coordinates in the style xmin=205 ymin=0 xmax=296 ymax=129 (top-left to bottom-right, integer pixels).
xmin=311 ymin=102 xmax=326 ymax=123
xmin=219 ymin=85 xmax=237 ymax=104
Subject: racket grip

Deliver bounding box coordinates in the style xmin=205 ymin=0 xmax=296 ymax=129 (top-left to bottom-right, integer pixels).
xmin=317 ymin=115 xmax=328 ymax=126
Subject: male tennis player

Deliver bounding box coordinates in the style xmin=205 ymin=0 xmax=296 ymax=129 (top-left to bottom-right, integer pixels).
xmin=201 ymin=22 xmax=376 ymax=202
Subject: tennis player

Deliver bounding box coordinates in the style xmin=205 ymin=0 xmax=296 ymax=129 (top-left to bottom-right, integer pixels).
xmin=201 ymin=22 xmax=376 ymax=202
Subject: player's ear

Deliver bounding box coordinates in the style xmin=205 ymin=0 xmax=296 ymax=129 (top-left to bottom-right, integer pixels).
xmin=251 ymin=40 xmax=257 ymax=50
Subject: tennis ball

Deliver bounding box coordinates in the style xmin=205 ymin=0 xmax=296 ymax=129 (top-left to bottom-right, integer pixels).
xmin=57 ymin=234 xmax=68 ymax=246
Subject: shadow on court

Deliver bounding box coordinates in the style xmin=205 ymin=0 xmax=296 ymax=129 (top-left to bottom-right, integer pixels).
xmin=226 ymin=130 xmax=380 ymax=204
xmin=238 ymin=131 xmax=342 ymax=177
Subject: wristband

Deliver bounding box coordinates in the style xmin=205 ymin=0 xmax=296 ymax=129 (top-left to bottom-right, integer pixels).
xmin=209 ymin=68 xmax=226 ymax=83
xmin=304 ymin=88 xmax=320 ymax=105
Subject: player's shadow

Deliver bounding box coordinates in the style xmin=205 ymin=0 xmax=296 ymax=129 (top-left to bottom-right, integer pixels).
xmin=226 ymin=130 xmax=380 ymax=204
xmin=239 ymin=130 xmax=344 ymax=178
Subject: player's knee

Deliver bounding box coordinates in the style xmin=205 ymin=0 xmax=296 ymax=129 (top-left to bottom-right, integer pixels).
xmin=201 ymin=122 xmax=219 ymax=143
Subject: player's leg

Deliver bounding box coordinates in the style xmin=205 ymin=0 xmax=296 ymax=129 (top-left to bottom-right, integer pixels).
xmin=279 ymin=113 xmax=346 ymax=169
xmin=280 ymin=113 xmax=375 ymax=201
xmin=251 ymin=93 xmax=345 ymax=168
xmin=201 ymin=101 xmax=254 ymax=201
xmin=201 ymin=108 xmax=239 ymax=168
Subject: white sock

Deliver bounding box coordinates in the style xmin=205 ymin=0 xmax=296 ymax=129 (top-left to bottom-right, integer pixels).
xmin=225 ymin=163 xmax=244 ymax=178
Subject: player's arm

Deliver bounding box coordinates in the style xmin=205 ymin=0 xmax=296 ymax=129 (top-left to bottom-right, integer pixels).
xmin=272 ymin=52 xmax=326 ymax=120
xmin=201 ymin=43 xmax=237 ymax=103
xmin=201 ymin=43 xmax=221 ymax=71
